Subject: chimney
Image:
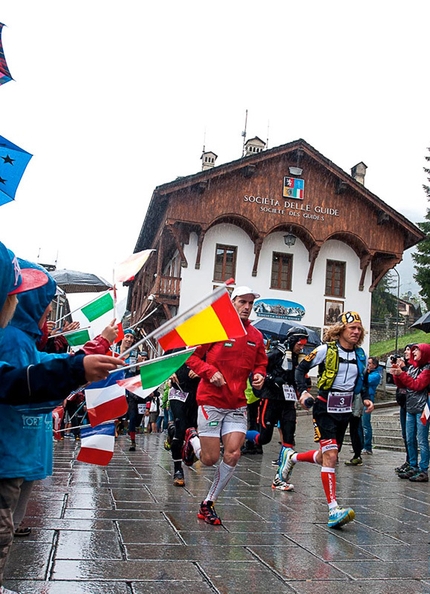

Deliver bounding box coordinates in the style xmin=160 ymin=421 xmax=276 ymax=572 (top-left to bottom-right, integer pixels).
xmin=244 ymin=136 xmax=266 ymax=157
xmin=351 ymin=161 xmax=367 ymax=185
xmin=201 ymin=150 xmax=218 ymax=171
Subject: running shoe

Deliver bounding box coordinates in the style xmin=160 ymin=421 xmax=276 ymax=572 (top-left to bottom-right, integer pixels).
xmin=361 ymin=449 xmax=373 ymax=455
xmin=327 ymin=506 xmax=355 ymax=528
xmin=272 ymin=476 xmax=294 ymax=491
xmin=395 ymin=462 xmax=411 ymax=474
xmin=197 ymin=500 xmax=222 ymax=525
xmin=345 ymin=457 xmax=363 ymax=466
xmin=129 ymin=441 xmax=136 ymax=452
xmin=271 ymin=459 xmax=279 ymax=467
xmin=408 ymin=471 xmax=429 ymax=482
xmin=163 ymin=439 xmax=171 ymax=451
xmin=182 ymin=427 xmax=198 ymax=466
xmin=398 ymin=466 xmax=419 ymax=479
xmin=279 ymin=447 xmax=296 ymax=483
xmin=14 ymin=525 xmax=31 ymax=537
xmin=173 ymin=469 xmax=185 ymax=487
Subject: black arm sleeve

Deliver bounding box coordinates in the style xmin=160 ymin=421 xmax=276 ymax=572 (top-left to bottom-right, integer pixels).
xmin=295 ymin=358 xmax=314 ymax=395
xmin=0 ymin=354 xmax=87 ymax=405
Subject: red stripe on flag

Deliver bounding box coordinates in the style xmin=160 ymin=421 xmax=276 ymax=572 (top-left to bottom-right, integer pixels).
xmin=87 ymin=396 xmax=128 ymax=426
xmin=157 ymin=328 xmax=186 ymax=351
xmin=114 ymin=322 xmax=125 ymax=344
xmin=77 ymin=448 xmax=113 ymax=466
xmin=211 ymin=292 xmax=245 ymax=338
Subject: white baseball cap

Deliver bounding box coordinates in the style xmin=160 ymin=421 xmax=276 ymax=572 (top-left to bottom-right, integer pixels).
xmin=231 ymin=286 xmax=260 ymax=300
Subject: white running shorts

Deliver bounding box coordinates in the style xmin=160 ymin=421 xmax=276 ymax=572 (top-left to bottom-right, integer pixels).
xmin=197 ymin=405 xmax=247 ymax=437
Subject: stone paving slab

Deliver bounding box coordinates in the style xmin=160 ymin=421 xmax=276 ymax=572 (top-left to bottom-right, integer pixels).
xmin=4 ymin=411 xmax=430 ymax=593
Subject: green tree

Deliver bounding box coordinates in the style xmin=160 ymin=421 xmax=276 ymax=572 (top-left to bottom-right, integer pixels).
xmin=371 ymin=271 xmax=398 ymax=323
xmin=412 ymin=147 xmax=430 ymax=310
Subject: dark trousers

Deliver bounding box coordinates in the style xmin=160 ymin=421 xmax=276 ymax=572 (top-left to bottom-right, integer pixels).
xmin=348 ymin=415 xmax=363 ymax=458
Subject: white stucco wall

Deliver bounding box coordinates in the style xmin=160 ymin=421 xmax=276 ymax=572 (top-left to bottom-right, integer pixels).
xmin=178 ymin=224 xmax=372 ymax=351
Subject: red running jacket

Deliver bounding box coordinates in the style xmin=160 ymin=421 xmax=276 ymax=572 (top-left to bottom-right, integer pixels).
xmin=187 ymin=320 xmax=267 ymax=410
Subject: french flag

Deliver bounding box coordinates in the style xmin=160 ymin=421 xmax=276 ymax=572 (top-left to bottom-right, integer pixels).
xmin=85 ymin=369 xmax=127 ymax=427
xmin=77 ymin=422 xmax=116 ymax=466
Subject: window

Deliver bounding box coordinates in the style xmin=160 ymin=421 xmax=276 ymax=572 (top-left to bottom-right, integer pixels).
xmin=213 ymin=244 xmax=237 ymax=282
xmin=325 ymin=260 xmax=346 ymax=297
xmin=270 ymin=252 xmax=293 ymax=290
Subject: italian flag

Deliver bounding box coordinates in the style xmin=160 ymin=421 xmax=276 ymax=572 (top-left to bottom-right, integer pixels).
xmin=63 ymin=327 xmax=91 ymax=347
xmin=81 ymin=292 xmax=115 ymax=322
xmin=117 ymin=349 xmax=196 ymax=399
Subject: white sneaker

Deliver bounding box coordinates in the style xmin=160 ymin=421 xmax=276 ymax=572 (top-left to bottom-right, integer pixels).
xmin=279 ymin=447 xmax=296 ymax=483
xmin=272 ymin=476 xmax=294 ymax=491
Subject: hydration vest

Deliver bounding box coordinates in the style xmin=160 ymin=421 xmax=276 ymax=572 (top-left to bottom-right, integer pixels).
xmin=317 ymin=341 xmax=366 ymax=394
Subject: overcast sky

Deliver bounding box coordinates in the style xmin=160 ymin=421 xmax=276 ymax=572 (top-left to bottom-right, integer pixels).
xmin=0 ymin=0 xmax=428 ymax=304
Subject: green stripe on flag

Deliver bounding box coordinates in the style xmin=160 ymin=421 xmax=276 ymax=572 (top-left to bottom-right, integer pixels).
xmin=140 ymin=350 xmax=194 ymax=390
xmin=81 ymin=293 xmax=114 ymax=322
xmin=65 ymin=329 xmax=91 ymax=347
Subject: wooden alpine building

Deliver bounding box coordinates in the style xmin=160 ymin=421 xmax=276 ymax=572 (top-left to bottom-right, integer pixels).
xmin=127 ymin=138 xmax=425 ymax=348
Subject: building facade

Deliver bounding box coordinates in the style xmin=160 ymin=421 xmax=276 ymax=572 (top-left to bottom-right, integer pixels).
xmin=128 ymin=138 xmax=424 ymax=350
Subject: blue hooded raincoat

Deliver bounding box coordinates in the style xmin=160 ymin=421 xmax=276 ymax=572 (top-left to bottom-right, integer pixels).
xmin=0 ymin=261 xmax=69 ymax=480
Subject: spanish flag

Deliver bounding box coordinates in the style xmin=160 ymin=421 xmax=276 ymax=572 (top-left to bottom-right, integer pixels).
xmin=153 ymin=286 xmax=246 ymax=351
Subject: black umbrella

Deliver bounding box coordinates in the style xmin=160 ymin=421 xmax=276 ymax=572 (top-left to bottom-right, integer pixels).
xmin=252 ymin=318 xmax=321 ymax=349
xmin=50 ymin=269 xmax=113 ymax=293
xmin=410 ymin=311 xmax=430 ymax=333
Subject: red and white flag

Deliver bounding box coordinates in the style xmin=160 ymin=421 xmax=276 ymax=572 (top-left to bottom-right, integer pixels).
xmin=420 ymin=399 xmax=430 ymax=426
xmin=115 ymin=249 xmax=154 ymax=283
xmin=77 ymin=422 xmax=116 ymax=466
xmin=85 ymin=369 xmax=127 ymax=427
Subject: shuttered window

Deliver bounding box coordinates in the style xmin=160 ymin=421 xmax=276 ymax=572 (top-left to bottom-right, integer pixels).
xmin=270 ymin=252 xmax=293 ymax=290
xmin=213 ymin=244 xmax=237 ymax=282
xmin=325 ymin=260 xmax=346 ymax=297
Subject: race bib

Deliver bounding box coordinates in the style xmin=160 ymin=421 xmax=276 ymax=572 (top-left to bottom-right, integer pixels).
xmin=282 ymin=385 xmax=297 ymax=402
xmin=137 ymin=403 xmax=146 ymax=414
xmin=327 ymin=391 xmax=353 ymax=413
xmin=169 ymin=388 xmax=189 ymax=402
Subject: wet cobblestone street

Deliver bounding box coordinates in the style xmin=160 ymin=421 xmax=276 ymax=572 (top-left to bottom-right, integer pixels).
xmin=5 ymin=412 xmax=430 ymax=593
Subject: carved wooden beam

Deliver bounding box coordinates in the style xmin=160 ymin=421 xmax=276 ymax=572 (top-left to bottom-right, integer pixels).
xmin=167 ymin=224 xmax=188 ymax=268
xmin=252 ymin=237 xmax=263 ymax=277
xmin=162 ymin=302 xmax=173 ymax=320
xmin=195 ymin=229 xmax=206 ymax=269
xmin=307 ymin=244 xmax=321 ymax=284
xmin=359 ymin=253 xmax=373 ymax=291
xmin=370 ymin=256 xmax=402 ymax=291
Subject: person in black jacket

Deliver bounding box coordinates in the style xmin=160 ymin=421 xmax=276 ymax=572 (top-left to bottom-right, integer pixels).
xmin=166 ymin=361 xmax=200 ymax=486
xmin=245 ymin=327 xmax=309 ymax=491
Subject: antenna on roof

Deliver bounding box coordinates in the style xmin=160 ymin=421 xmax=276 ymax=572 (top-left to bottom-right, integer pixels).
xmin=266 ymin=119 xmax=270 ymax=150
xmin=241 ymin=109 xmax=248 ymax=157
xmin=202 ymin=127 xmax=206 ymax=154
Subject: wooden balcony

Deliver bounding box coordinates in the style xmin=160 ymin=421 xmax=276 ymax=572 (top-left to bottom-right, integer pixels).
xmin=156 ymin=275 xmax=181 ymax=303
